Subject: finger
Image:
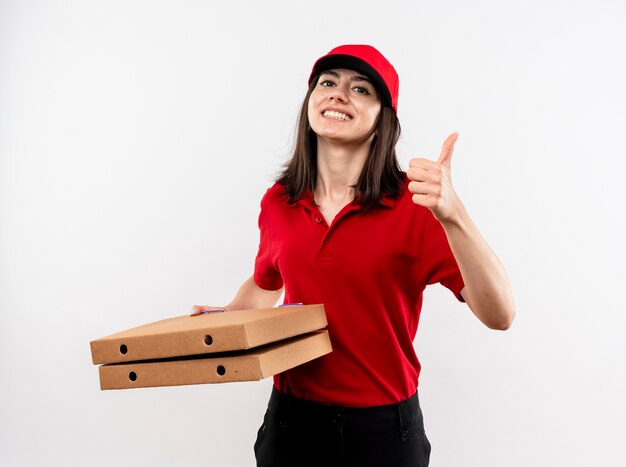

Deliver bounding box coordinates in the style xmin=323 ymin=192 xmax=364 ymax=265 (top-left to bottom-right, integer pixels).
xmin=190 ymin=305 xmax=205 ymax=316
xmin=190 ymin=305 xmax=225 ymax=316
xmin=408 ymin=181 xmax=442 ymax=197
xmin=411 ymin=193 xmax=436 ymax=208
xmin=437 ymin=132 xmax=459 ymax=167
xmin=408 ymin=167 xmax=442 ymax=184
xmin=409 ymin=157 xmax=442 ymax=170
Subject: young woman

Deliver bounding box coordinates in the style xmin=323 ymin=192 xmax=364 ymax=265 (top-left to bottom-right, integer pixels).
xmin=192 ymin=45 xmax=515 ymax=467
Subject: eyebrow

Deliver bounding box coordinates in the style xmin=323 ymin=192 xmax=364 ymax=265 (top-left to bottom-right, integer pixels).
xmin=320 ymin=70 xmax=372 ymax=84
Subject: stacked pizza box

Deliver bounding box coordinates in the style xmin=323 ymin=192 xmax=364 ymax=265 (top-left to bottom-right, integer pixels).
xmin=90 ymin=305 xmax=331 ymax=390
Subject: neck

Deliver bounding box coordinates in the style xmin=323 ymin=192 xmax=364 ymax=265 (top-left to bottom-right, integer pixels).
xmin=314 ymin=138 xmax=370 ymax=204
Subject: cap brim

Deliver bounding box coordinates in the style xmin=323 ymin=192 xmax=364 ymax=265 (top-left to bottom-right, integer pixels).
xmin=309 ymin=54 xmax=392 ymax=109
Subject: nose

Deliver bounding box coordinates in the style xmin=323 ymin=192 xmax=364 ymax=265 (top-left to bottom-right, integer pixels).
xmin=328 ymin=84 xmax=348 ymax=103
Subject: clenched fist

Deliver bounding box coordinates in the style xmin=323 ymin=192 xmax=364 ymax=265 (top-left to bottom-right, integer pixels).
xmin=407 ymin=132 xmax=462 ymax=223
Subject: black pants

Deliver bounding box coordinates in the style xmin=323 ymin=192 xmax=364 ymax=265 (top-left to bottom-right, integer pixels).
xmin=254 ymin=388 xmax=431 ymax=467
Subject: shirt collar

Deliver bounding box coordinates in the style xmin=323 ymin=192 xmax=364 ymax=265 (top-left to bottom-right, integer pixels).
xmin=293 ymin=188 xmax=396 ymax=210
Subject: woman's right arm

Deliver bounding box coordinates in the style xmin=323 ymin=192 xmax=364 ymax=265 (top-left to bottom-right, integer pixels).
xmin=190 ymin=275 xmax=284 ymax=315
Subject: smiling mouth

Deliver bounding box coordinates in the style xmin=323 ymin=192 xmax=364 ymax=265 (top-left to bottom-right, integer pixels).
xmin=323 ymin=110 xmax=352 ymax=121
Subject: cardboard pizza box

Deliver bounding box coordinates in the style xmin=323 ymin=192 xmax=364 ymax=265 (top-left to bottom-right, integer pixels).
xmin=98 ymin=330 xmax=331 ymax=390
xmin=90 ymin=304 xmax=327 ymax=365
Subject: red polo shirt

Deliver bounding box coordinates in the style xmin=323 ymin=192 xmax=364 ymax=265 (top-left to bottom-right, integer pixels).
xmin=254 ymin=174 xmax=465 ymax=407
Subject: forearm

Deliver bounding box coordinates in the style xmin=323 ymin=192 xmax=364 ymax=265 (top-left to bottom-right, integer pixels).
xmin=441 ymin=201 xmax=516 ymax=330
xmin=225 ymin=275 xmax=284 ymax=311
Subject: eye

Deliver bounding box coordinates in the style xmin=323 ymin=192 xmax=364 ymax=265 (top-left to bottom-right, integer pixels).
xmin=353 ymin=86 xmax=370 ymax=95
xmin=319 ymin=79 xmax=335 ymax=87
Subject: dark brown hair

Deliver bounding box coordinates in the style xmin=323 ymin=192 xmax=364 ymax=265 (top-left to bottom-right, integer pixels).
xmin=276 ymin=76 xmax=404 ymax=210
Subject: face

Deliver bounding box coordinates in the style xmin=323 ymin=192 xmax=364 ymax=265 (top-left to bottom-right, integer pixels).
xmin=307 ymin=68 xmax=382 ymax=146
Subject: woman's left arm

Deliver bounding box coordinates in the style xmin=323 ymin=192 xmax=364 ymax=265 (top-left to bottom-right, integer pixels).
xmin=439 ymin=203 xmax=516 ymax=330
xmin=408 ymin=133 xmax=516 ymax=330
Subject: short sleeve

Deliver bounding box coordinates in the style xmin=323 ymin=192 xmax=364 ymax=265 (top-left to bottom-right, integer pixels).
xmin=420 ymin=213 xmax=465 ymax=302
xmin=253 ymin=189 xmax=284 ymax=291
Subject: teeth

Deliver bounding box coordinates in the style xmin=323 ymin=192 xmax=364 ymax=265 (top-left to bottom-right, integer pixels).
xmin=323 ymin=110 xmax=352 ymax=121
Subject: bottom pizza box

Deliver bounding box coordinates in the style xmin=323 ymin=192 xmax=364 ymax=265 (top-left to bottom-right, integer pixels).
xmin=98 ymin=330 xmax=331 ymax=390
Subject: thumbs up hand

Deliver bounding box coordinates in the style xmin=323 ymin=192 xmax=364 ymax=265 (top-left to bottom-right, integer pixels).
xmin=407 ymin=132 xmax=462 ymax=223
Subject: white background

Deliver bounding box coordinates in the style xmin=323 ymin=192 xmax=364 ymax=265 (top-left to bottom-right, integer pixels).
xmin=1 ymin=0 xmax=625 ymax=466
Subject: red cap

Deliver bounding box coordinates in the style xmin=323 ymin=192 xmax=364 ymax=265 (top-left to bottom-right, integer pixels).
xmin=309 ymin=44 xmax=399 ymax=113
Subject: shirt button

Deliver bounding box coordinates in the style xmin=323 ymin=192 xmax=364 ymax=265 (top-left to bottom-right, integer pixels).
xmin=314 ymin=216 xmax=322 ymax=223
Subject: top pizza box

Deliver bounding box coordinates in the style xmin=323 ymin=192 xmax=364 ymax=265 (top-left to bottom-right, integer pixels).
xmin=90 ymin=304 xmax=327 ymax=365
